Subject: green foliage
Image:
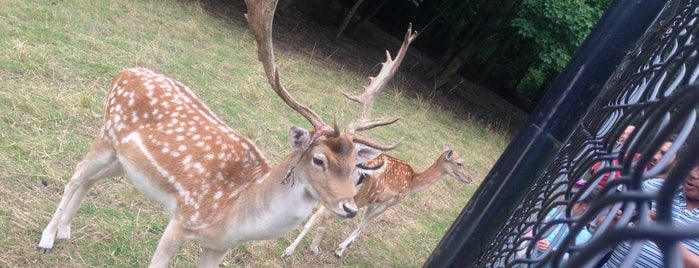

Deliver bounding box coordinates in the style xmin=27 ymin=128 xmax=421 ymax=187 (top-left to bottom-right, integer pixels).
xmin=511 ymin=0 xmax=611 ymax=98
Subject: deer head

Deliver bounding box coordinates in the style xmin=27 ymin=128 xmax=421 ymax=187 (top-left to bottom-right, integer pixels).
xmin=243 ymin=0 xmax=416 ymax=217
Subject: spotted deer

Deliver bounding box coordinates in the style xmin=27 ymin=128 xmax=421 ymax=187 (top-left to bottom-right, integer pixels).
xmin=281 ymin=147 xmax=472 ymax=257
xmin=37 ymin=0 xmax=417 ymax=266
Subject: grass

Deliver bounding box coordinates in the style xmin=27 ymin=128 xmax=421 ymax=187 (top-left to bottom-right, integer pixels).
xmin=0 ymin=0 xmax=515 ymax=267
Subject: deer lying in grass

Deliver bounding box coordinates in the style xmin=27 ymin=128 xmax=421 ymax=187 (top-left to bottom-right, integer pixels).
xmin=281 ymin=148 xmax=472 ymax=257
xmin=37 ymin=0 xmax=417 ymax=266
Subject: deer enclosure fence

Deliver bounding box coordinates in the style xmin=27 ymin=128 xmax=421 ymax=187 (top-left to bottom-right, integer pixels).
xmin=425 ymin=0 xmax=699 ymax=267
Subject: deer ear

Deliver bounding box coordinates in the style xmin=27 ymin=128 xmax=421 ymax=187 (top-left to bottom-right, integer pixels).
xmin=288 ymin=126 xmax=311 ymax=150
xmin=354 ymin=143 xmax=381 ymax=165
xmin=445 ymin=149 xmax=455 ymax=160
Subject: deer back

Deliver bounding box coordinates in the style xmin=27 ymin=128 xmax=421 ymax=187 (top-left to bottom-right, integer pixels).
xmin=103 ymin=68 xmax=275 ymax=226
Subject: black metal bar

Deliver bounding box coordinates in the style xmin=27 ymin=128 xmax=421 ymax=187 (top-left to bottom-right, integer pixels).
xmin=423 ymin=0 xmax=668 ymax=267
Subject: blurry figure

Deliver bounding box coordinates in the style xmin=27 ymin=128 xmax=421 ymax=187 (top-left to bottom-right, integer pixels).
xmin=600 ymin=163 xmax=699 ymax=267
xmin=517 ymin=182 xmax=598 ymax=267
xmin=645 ymin=135 xmax=678 ymax=179
xmin=616 ymin=125 xmax=635 ymax=148
xmin=591 ymin=125 xmax=639 ymax=186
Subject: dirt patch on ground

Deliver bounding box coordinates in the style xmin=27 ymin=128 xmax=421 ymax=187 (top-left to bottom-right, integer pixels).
xmin=201 ymin=0 xmax=528 ymax=134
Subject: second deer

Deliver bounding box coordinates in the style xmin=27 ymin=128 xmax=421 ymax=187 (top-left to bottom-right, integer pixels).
xmin=281 ymin=147 xmax=473 ymax=257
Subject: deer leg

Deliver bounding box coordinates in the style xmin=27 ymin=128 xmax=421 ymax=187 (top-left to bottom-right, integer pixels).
xmin=282 ymin=205 xmax=328 ymax=257
xmin=57 ymin=160 xmax=122 ymax=239
xmin=199 ymin=247 xmax=229 ymax=268
xmin=309 ymin=207 xmax=334 ymax=255
xmin=149 ymin=220 xmax=185 ymax=268
xmin=335 ymin=203 xmax=387 ymax=257
xmin=38 ymin=139 xmax=119 ymax=253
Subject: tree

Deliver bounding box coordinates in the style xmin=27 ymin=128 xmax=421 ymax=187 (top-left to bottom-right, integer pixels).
xmin=430 ymin=0 xmax=522 ymax=89
xmin=509 ymin=0 xmax=610 ymax=106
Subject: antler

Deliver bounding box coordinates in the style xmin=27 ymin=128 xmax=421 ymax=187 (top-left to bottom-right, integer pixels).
xmin=344 ymin=24 xmax=418 ymax=149
xmin=244 ymin=0 xmax=416 ymax=150
xmin=244 ymin=0 xmax=333 ymax=137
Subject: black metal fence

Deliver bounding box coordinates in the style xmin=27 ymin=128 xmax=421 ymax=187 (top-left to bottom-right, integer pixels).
xmin=425 ymin=1 xmax=699 ymax=267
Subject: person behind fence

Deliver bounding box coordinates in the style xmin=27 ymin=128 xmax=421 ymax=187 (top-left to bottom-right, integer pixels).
xmin=644 ymin=134 xmax=680 ymax=180
xmin=591 ymin=125 xmax=638 ymax=186
xmin=523 ymin=181 xmax=599 ymax=267
xmin=599 ymin=161 xmax=699 ymax=267
xmin=617 ymin=125 xmax=635 ymax=148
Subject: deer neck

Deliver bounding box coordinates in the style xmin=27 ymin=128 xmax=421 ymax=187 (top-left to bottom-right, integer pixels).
xmin=225 ymin=150 xmax=317 ymax=241
xmin=409 ymin=160 xmax=447 ymax=193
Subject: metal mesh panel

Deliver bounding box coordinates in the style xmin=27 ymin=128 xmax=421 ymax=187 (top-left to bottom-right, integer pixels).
xmin=479 ymin=1 xmax=699 ymax=267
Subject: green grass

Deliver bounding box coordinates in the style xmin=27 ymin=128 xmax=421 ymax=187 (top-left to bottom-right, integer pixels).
xmin=0 ymin=0 xmax=514 ymax=267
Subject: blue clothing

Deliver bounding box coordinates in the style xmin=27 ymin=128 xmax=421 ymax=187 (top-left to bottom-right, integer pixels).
xmin=602 ymin=179 xmax=699 ymax=267
xmin=529 ymin=208 xmax=593 ymax=268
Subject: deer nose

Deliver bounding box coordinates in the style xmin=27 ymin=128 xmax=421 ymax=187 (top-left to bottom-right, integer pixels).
xmin=342 ymin=202 xmax=358 ymax=218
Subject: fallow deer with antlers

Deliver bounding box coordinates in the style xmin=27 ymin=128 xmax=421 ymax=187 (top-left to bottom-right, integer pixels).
xmin=37 ymin=0 xmax=417 ymax=266
xmin=281 ymin=147 xmax=472 ymax=257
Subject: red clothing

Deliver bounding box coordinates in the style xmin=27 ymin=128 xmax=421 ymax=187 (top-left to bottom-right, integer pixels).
xmin=591 ymin=154 xmax=641 ymax=186
xmin=591 ymin=160 xmax=621 ymax=186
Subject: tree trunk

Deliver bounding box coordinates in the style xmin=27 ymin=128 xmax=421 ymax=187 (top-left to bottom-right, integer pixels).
xmin=336 ymin=0 xmax=366 ymax=39
xmin=437 ymin=0 xmax=499 ymax=66
xmin=433 ymin=0 xmax=522 ymax=89
xmin=348 ymin=0 xmax=390 ymax=37
xmin=477 ymin=32 xmax=518 ymax=83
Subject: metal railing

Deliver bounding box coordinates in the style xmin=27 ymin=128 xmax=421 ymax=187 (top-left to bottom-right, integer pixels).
xmin=425 ymin=1 xmax=699 ymax=267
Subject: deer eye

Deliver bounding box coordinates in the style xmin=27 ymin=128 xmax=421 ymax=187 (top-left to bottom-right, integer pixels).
xmin=313 ymin=157 xmax=324 ymax=166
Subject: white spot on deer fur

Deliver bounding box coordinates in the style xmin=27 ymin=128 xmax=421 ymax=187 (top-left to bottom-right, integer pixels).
xmin=183 ymin=155 xmax=192 ymax=165
xmin=216 ymin=172 xmax=224 ymax=181
xmin=176 ymin=136 xmax=184 ymax=141
xmin=131 ymin=112 xmax=139 ymax=123
xmin=190 ymin=212 xmax=200 ymax=223
xmin=194 ymin=163 xmax=205 ymax=174
xmin=150 ymin=98 xmax=158 ymax=106
xmin=213 ymin=191 xmax=223 ymax=200
xmin=178 ymin=145 xmax=187 ymax=151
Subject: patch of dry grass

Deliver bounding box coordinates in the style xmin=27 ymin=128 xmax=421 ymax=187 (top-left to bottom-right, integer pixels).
xmin=0 ymin=0 xmax=515 ymax=267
